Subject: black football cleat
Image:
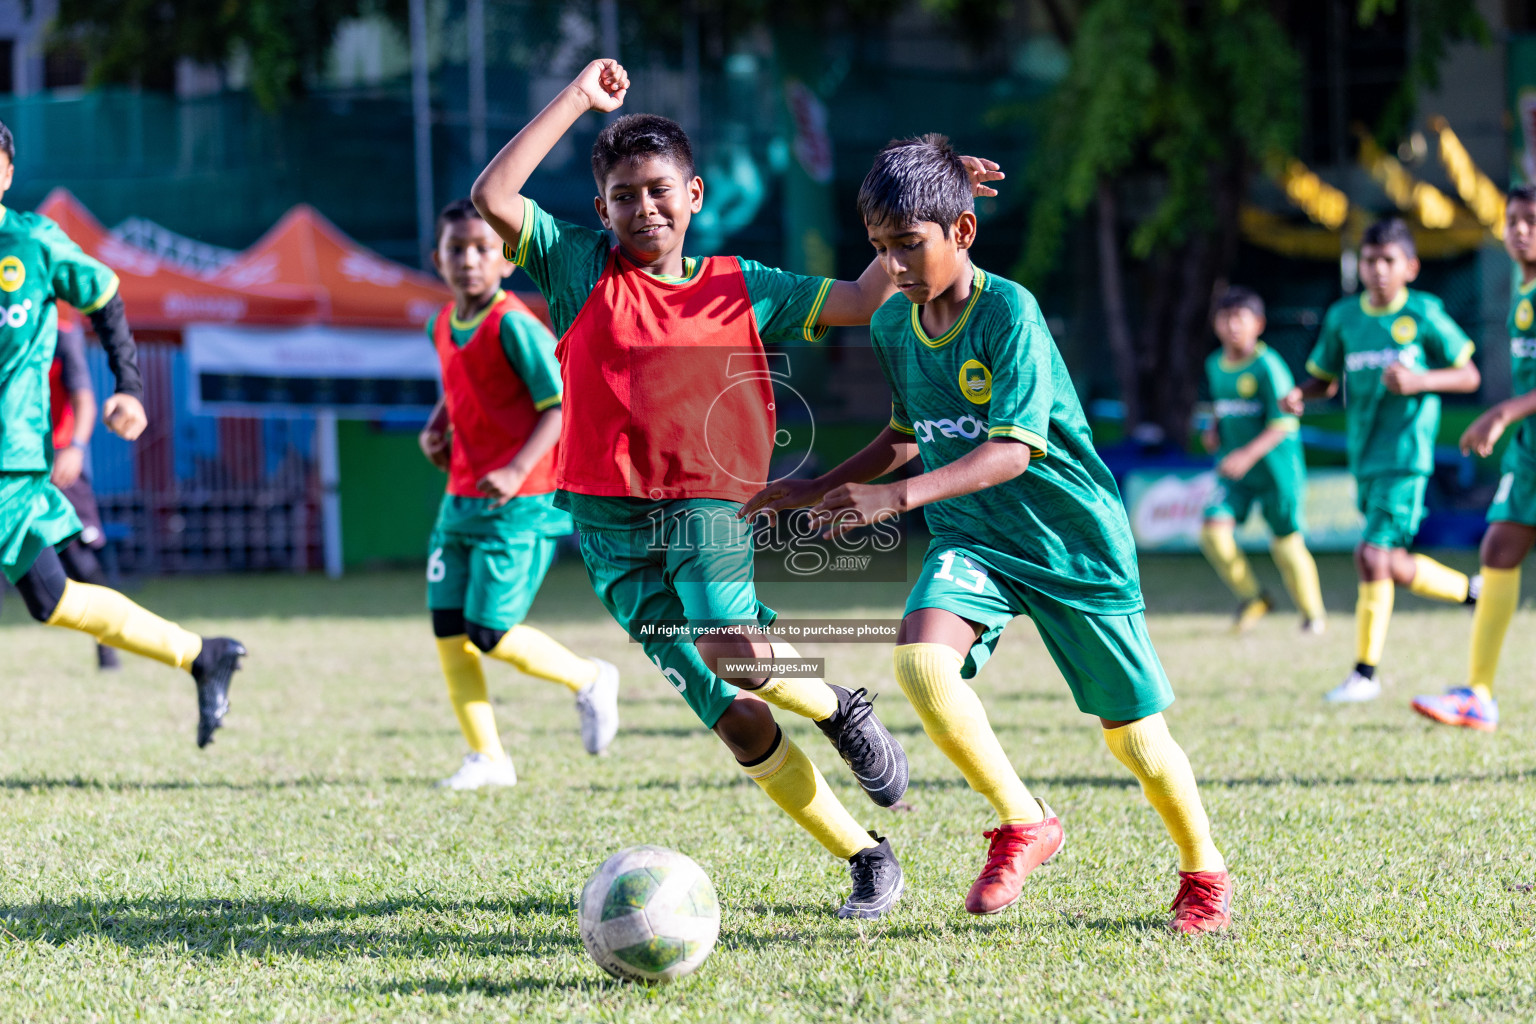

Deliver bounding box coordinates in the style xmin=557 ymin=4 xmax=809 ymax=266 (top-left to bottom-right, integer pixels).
xmin=816 ymin=684 xmax=909 ymax=807
xmin=191 ymin=637 xmax=245 ymax=748
xmin=96 ymin=645 xmax=121 ymax=671
xmin=837 ymin=832 xmax=904 ymax=919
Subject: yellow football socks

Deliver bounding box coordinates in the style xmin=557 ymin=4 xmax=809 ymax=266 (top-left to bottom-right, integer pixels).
xmin=486 ymin=625 xmax=597 ymax=693
xmin=1355 ymin=579 xmax=1395 ymax=667
xmin=1102 ymin=714 xmax=1224 ymax=873
xmin=1408 ymin=554 xmax=1470 ymax=604
xmin=894 ymin=643 xmax=1042 ymax=824
xmin=45 ymin=580 xmax=202 ymax=669
xmin=753 ymin=642 xmax=839 ymax=722
xmin=1271 ymin=531 xmax=1325 ymax=623
xmin=1199 ymin=524 xmax=1260 ymax=600
xmin=435 ymin=636 xmax=506 ymax=760
xmin=740 ymin=731 xmax=876 ymax=859
xmin=1468 ymin=565 xmax=1521 ymax=701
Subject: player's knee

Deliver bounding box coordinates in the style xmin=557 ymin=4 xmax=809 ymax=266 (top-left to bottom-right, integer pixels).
xmin=431 ymin=608 xmax=467 ymax=639
xmin=465 ymin=621 xmax=506 ymax=652
xmin=16 ymin=549 xmax=69 ymax=622
xmin=712 ymin=695 xmax=777 ymax=761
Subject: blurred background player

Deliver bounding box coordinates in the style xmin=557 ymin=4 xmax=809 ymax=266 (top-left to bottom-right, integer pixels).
xmin=1412 ymin=184 xmax=1536 ymax=732
xmin=1199 ymin=286 xmax=1325 ymax=634
xmin=420 ymin=198 xmax=619 ymax=790
xmin=0 ymin=119 xmax=243 ymax=746
xmin=1284 ymin=218 xmax=1480 ymax=703
xmin=747 ymin=135 xmax=1232 ymax=934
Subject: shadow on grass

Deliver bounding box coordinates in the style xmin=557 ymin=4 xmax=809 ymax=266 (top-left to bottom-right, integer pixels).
xmin=374 ymin=974 xmax=607 ymax=997
xmin=0 ymin=892 xmax=583 ymax=962
xmin=909 ymin=767 xmax=1536 ymax=792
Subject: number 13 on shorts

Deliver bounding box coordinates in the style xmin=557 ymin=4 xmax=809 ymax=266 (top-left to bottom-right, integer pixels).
xmin=934 ymin=550 xmax=991 ymax=594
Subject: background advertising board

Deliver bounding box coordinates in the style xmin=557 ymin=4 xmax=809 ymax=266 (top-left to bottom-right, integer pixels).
xmin=1122 ymin=468 xmax=1364 ymax=552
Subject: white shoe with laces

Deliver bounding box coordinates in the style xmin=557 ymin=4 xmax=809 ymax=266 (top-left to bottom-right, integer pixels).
xmin=438 ymin=752 xmax=517 ymax=790
xmin=575 ymin=658 xmax=620 ymax=755
xmin=1324 ymin=671 xmax=1381 ymax=703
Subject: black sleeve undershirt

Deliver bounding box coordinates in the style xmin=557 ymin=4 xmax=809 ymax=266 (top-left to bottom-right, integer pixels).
xmin=86 ymin=294 xmax=142 ymax=399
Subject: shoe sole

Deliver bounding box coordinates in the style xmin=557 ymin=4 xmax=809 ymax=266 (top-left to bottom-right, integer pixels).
xmin=967 ymin=828 xmax=1066 ymax=916
xmin=837 ymin=874 xmax=904 ymax=920
xmin=1410 ymin=702 xmax=1496 ymax=732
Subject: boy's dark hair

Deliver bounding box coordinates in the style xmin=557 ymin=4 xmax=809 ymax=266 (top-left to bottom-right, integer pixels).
xmin=857 ymin=133 xmax=974 ymax=236
xmin=590 ymin=114 xmax=695 ymax=188
xmin=435 ymin=198 xmax=485 ymax=245
xmin=1214 ymin=286 xmax=1265 ymax=320
xmin=1361 ymin=216 xmax=1417 ymax=259
xmin=1509 ymin=184 xmax=1536 ymax=207
xmin=0 ymin=120 xmax=13 ymax=162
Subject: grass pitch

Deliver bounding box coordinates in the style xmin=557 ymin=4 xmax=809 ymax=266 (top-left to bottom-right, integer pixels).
xmin=2 ymin=551 xmax=1534 ymax=1022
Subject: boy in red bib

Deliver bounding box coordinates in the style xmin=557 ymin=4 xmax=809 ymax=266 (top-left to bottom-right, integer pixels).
xmin=420 ymin=199 xmax=618 ymax=791
xmin=473 ymin=59 xmax=1001 ymax=917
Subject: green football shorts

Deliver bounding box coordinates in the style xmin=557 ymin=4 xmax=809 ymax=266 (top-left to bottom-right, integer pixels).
xmin=1356 ymin=473 xmax=1428 ymax=549
xmin=905 ymin=543 xmax=1174 ymax=721
xmin=1487 ymin=456 xmax=1536 ymax=528
xmin=426 ymin=529 xmax=558 ymax=631
xmin=1204 ymin=466 xmax=1304 ymax=537
xmin=0 ymin=471 xmax=83 ymax=584
xmin=577 ymin=503 xmax=774 ymax=728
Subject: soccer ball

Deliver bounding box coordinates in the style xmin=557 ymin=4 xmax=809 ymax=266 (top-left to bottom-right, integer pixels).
xmin=578 ymin=845 xmax=720 ymax=983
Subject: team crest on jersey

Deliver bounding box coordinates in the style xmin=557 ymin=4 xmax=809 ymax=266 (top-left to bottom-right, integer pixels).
xmin=1391 ymin=315 xmax=1417 ymax=344
xmin=1517 ymin=298 xmax=1534 ymax=332
xmin=959 ymin=359 xmax=992 ymax=404
xmin=0 ymin=256 xmax=24 ymax=293
xmin=1236 ymin=373 xmax=1258 ymax=398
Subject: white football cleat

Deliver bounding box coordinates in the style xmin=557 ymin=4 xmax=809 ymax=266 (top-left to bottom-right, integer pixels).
xmin=438 ymin=752 xmax=517 ymax=790
xmin=1301 ymin=618 xmax=1326 ymax=635
xmin=575 ymin=658 xmax=620 ymax=755
xmin=1324 ymin=671 xmax=1381 ymax=703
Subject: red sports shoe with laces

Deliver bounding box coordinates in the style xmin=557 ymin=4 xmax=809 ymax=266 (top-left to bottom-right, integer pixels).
xmin=1169 ymin=869 xmax=1232 ymax=934
xmin=964 ymin=800 xmax=1064 ymax=915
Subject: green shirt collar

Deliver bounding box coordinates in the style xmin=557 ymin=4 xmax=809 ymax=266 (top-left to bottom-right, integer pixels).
xmin=1360 ymin=290 xmax=1409 ymax=316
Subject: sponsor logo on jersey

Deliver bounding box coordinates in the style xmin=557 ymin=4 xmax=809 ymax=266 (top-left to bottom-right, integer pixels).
xmin=1513 ymin=337 xmax=1536 ymax=360
xmin=1345 ymin=344 xmax=1421 ymax=373
xmin=0 ymin=256 xmax=25 ymax=293
xmin=1236 ymin=373 xmax=1258 ymax=398
xmin=958 ymin=359 xmax=992 ymax=404
xmin=1214 ymin=399 xmax=1262 ymax=418
xmin=913 ymin=414 xmax=988 ymax=443
xmin=1391 ymin=315 xmax=1418 ymax=344
xmin=0 ymin=297 xmax=32 ymax=328
xmin=1517 ymin=298 xmax=1534 ymax=332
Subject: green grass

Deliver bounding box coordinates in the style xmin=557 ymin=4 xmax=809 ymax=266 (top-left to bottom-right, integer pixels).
xmin=3 ymin=553 xmax=1535 ymax=1022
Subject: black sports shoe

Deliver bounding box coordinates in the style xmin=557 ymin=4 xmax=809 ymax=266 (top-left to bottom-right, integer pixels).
xmin=190 ymin=637 xmax=245 ymax=748
xmin=816 ymin=684 xmax=909 ymax=807
xmin=96 ymin=645 xmax=121 ymax=671
xmin=837 ymin=832 xmax=903 ymax=919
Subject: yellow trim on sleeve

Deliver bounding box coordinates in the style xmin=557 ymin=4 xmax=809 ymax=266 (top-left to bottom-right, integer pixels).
xmin=889 ymin=416 xmax=916 ymax=435
xmin=1304 ymin=359 xmax=1336 ymax=381
xmin=1452 ymin=342 xmax=1475 ymax=368
xmin=1267 ymin=416 xmax=1300 ymax=432
xmin=533 ymin=394 xmax=563 ymax=411
xmin=988 ymin=424 xmax=1046 ymax=458
xmin=512 ymin=196 xmax=536 ymax=267
xmin=801 ymin=278 xmax=834 ymax=342
xmin=77 ymin=274 xmax=120 ymax=316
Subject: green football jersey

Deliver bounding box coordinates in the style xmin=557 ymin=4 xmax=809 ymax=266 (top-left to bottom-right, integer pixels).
xmin=1205 ymin=342 xmax=1302 ymax=461
xmin=1506 ymin=271 xmax=1536 ymax=475
xmin=0 ymin=207 xmax=119 ymax=472
xmin=1305 ymin=289 xmax=1474 ymax=479
xmin=871 ymin=266 xmax=1143 ymax=615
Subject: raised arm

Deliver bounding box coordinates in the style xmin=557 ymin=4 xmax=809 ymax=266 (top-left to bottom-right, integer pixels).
xmin=470 ymin=59 xmax=629 ymax=248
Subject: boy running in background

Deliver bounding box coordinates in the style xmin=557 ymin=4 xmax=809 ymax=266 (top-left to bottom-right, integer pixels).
xmin=472 ymin=59 xmax=999 ymax=918
xmin=1283 ymin=218 xmax=1480 ymax=703
xmin=0 ymin=120 xmax=243 ymax=746
xmin=420 ymin=198 xmax=619 ymax=790
xmin=1199 ymin=286 xmax=1325 ymax=633
xmin=1412 ymin=184 xmax=1536 ymax=731
xmin=746 ymin=136 xmax=1232 ymax=934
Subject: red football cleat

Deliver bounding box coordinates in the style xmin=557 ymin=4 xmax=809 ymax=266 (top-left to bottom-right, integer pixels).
xmin=1169 ymin=870 xmax=1233 ymax=934
xmin=964 ymin=800 xmax=1064 ymax=915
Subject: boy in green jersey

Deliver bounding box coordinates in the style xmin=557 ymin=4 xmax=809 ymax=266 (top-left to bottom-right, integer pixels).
xmin=0 ymin=120 xmax=244 ymax=746
xmin=1284 ymin=218 xmax=1481 ymax=703
xmin=419 ymin=199 xmax=618 ymax=790
xmin=746 ymin=135 xmax=1232 ymax=934
xmin=1200 ymin=286 xmax=1325 ymax=633
xmin=1412 ymin=184 xmax=1536 ymax=731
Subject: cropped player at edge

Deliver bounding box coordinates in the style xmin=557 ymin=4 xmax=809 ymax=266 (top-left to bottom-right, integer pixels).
xmin=472 ymin=58 xmax=1001 ymax=919
xmin=745 ymin=136 xmax=1232 ymax=934
xmin=0 ymin=119 xmax=243 ymax=746
xmin=1199 ymin=286 xmax=1325 ymax=633
xmin=1283 ymin=218 xmax=1481 ymax=704
xmin=419 ymin=199 xmax=618 ymax=790
xmin=1412 ymin=184 xmax=1536 ymax=732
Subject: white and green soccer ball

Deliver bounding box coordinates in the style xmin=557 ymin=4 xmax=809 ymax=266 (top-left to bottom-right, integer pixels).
xmin=578 ymin=845 xmax=720 ymax=983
